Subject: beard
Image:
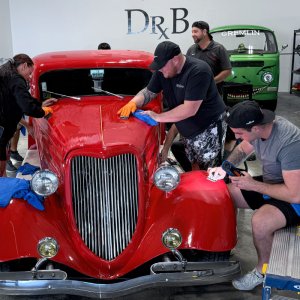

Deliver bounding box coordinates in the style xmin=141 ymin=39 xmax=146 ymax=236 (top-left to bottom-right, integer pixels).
xmin=193 ymin=36 xmax=202 ymax=44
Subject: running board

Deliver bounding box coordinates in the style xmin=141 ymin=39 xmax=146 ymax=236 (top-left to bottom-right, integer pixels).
xmin=268 ymin=226 xmax=300 ymax=278
xmin=262 ymin=226 xmax=300 ymax=300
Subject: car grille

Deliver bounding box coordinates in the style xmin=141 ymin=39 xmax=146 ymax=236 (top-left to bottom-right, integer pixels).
xmin=231 ymin=61 xmax=264 ymax=67
xmin=71 ymin=154 xmax=139 ymax=261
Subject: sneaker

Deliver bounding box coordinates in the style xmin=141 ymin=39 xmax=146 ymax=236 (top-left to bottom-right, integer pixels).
xmin=10 ymin=150 xmax=24 ymax=163
xmin=232 ymin=268 xmax=264 ymax=291
xmin=6 ymin=160 xmax=17 ymax=172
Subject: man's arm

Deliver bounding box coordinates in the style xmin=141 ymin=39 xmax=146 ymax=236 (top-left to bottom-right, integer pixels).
xmin=160 ymin=124 xmax=179 ymax=162
xmin=132 ymin=87 xmax=157 ymax=107
xmin=231 ymin=169 xmax=300 ymax=204
xmin=214 ymin=69 xmax=232 ymax=84
xmin=117 ymin=87 xmax=157 ymax=118
xmin=207 ymin=140 xmax=254 ymax=181
xmin=143 ymin=100 xmax=202 ymax=123
xmin=226 ymin=140 xmax=255 ymax=166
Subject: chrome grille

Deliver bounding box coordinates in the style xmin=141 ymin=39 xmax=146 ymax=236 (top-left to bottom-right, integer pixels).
xmin=71 ymin=154 xmax=139 ymax=260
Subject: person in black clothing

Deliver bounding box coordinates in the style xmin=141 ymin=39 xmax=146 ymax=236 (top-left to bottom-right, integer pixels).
xmin=0 ymin=54 xmax=56 ymax=176
xmin=98 ymin=42 xmax=111 ymax=50
xmin=118 ymin=41 xmax=226 ymax=170
xmin=162 ymin=21 xmax=232 ymax=170
xmin=186 ymin=21 xmax=231 ymax=94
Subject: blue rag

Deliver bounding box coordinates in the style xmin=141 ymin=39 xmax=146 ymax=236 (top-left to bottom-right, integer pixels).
xmin=17 ymin=163 xmax=40 ymax=175
xmin=133 ymin=110 xmax=158 ymax=126
xmin=0 ymin=178 xmax=44 ymax=211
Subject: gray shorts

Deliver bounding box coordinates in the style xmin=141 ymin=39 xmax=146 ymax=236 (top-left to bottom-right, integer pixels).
xmin=183 ymin=115 xmax=227 ymax=170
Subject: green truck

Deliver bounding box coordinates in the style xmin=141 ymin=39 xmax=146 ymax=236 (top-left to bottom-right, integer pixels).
xmin=210 ymin=25 xmax=280 ymax=111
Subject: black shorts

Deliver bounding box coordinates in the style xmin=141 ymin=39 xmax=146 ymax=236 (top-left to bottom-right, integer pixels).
xmin=241 ymin=177 xmax=300 ymax=227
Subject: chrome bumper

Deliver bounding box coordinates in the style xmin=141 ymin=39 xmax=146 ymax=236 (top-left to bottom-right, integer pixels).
xmin=0 ymin=261 xmax=240 ymax=298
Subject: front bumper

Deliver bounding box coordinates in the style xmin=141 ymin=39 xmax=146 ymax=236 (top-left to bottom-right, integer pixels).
xmin=0 ymin=261 xmax=240 ymax=298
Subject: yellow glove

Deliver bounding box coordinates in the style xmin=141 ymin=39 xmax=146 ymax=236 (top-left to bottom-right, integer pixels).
xmin=42 ymin=107 xmax=53 ymax=116
xmin=117 ymin=102 xmax=137 ymax=119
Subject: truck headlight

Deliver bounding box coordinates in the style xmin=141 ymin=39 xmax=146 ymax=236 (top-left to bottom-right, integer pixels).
xmin=31 ymin=170 xmax=59 ymax=196
xmin=154 ymin=165 xmax=180 ymax=192
xmin=37 ymin=237 xmax=59 ymax=258
xmin=162 ymin=228 xmax=182 ymax=250
xmin=262 ymin=72 xmax=273 ymax=83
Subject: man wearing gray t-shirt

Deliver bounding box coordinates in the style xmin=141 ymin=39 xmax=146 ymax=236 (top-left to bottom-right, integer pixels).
xmin=207 ymin=100 xmax=300 ymax=291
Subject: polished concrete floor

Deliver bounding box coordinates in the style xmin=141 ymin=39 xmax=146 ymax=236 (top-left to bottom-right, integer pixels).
xmin=4 ymin=92 xmax=300 ymax=300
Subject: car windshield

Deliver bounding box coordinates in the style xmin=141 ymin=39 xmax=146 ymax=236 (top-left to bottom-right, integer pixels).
xmin=39 ymin=68 xmax=152 ymax=100
xmin=211 ymin=29 xmax=278 ymax=55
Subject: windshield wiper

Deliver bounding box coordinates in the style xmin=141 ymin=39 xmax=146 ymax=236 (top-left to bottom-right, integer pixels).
xmin=91 ymin=87 xmax=124 ymax=99
xmin=44 ymin=90 xmax=81 ymax=100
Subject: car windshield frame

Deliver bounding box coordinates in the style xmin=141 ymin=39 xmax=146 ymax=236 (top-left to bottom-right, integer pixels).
xmin=211 ymin=29 xmax=278 ymax=55
xmin=38 ymin=67 xmax=152 ymax=100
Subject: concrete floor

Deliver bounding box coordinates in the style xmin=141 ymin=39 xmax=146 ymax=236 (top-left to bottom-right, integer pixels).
xmin=4 ymin=92 xmax=300 ymax=300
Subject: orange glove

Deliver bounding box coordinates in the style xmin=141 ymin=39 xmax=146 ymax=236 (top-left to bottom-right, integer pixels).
xmin=42 ymin=107 xmax=53 ymax=116
xmin=117 ymin=102 xmax=137 ymax=119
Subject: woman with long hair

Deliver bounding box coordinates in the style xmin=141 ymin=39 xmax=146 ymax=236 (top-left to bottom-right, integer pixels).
xmin=0 ymin=53 xmax=56 ymax=176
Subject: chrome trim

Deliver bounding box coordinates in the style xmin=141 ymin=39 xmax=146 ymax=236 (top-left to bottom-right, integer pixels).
xmin=0 ymin=261 xmax=241 ymax=298
xmin=71 ymin=154 xmax=139 ymax=260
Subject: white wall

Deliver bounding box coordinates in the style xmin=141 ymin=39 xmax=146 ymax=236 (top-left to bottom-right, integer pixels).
xmin=0 ymin=0 xmax=13 ymax=61
xmin=7 ymin=0 xmax=300 ymax=91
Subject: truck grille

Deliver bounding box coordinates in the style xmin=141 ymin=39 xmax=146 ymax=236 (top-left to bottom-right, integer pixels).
xmin=231 ymin=61 xmax=264 ymax=67
xmin=71 ymin=154 xmax=139 ymax=261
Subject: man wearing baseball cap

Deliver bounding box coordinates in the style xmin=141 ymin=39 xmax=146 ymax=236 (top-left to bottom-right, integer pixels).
xmin=118 ymin=41 xmax=227 ymax=170
xmin=208 ymin=100 xmax=300 ymax=291
xmin=161 ymin=21 xmax=232 ymax=172
xmin=187 ymin=21 xmax=232 ymax=94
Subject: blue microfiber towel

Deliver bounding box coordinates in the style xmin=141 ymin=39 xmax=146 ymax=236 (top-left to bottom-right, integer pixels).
xmin=133 ymin=110 xmax=158 ymax=126
xmin=17 ymin=163 xmax=40 ymax=175
xmin=23 ymin=192 xmax=45 ymax=211
xmin=0 ymin=178 xmax=44 ymax=211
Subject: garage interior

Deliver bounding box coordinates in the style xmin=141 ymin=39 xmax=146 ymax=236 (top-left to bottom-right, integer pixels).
xmin=1 ymin=0 xmax=300 ymax=299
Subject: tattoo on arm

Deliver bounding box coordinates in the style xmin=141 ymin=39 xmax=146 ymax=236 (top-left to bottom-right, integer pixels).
xmin=138 ymin=88 xmax=157 ymax=106
xmin=227 ymin=146 xmax=248 ymax=166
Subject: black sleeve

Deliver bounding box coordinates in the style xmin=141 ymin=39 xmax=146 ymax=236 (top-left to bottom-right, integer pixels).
xmin=9 ymin=75 xmax=45 ymax=118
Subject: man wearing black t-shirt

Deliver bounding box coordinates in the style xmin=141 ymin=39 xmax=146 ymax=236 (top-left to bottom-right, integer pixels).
xmin=186 ymin=21 xmax=231 ymax=95
xmin=118 ymin=41 xmax=226 ymax=170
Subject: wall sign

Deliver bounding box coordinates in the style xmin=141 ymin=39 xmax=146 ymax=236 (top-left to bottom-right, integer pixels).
xmin=125 ymin=8 xmax=189 ymax=39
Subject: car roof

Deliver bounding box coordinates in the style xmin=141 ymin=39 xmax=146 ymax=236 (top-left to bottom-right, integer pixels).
xmin=33 ymin=50 xmax=154 ymax=71
xmin=210 ymin=24 xmax=273 ymax=33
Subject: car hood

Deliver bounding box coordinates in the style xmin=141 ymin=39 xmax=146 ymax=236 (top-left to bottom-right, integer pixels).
xmin=33 ymin=97 xmax=160 ymax=160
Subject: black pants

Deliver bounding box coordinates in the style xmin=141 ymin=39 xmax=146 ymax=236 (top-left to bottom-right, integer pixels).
xmin=171 ymin=141 xmax=192 ymax=172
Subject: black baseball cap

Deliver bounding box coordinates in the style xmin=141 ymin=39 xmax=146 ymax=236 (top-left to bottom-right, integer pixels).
xmin=226 ymin=100 xmax=275 ymax=128
xmin=149 ymin=41 xmax=181 ymax=70
xmin=192 ymin=21 xmax=213 ymax=39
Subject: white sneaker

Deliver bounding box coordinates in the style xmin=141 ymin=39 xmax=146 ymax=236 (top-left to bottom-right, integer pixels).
xmin=232 ymin=268 xmax=264 ymax=290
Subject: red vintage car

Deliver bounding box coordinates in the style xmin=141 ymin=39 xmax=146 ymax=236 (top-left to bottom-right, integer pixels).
xmin=0 ymin=50 xmax=240 ymax=298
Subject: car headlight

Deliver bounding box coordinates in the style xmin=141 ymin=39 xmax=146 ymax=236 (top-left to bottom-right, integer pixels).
xmin=262 ymin=72 xmax=273 ymax=83
xmin=154 ymin=165 xmax=180 ymax=192
xmin=37 ymin=237 xmax=59 ymax=258
xmin=162 ymin=228 xmax=182 ymax=250
xmin=31 ymin=170 xmax=59 ymax=196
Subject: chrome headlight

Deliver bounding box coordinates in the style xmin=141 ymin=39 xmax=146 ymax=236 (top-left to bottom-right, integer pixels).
xmin=37 ymin=237 xmax=59 ymax=258
xmin=162 ymin=228 xmax=182 ymax=250
xmin=154 ymin=165 xmax=180 ymax=192
xmin=31 ymin=170 xmax=59 ymax=196
xmin=262 ymin=72 xmax=273 ymax=83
